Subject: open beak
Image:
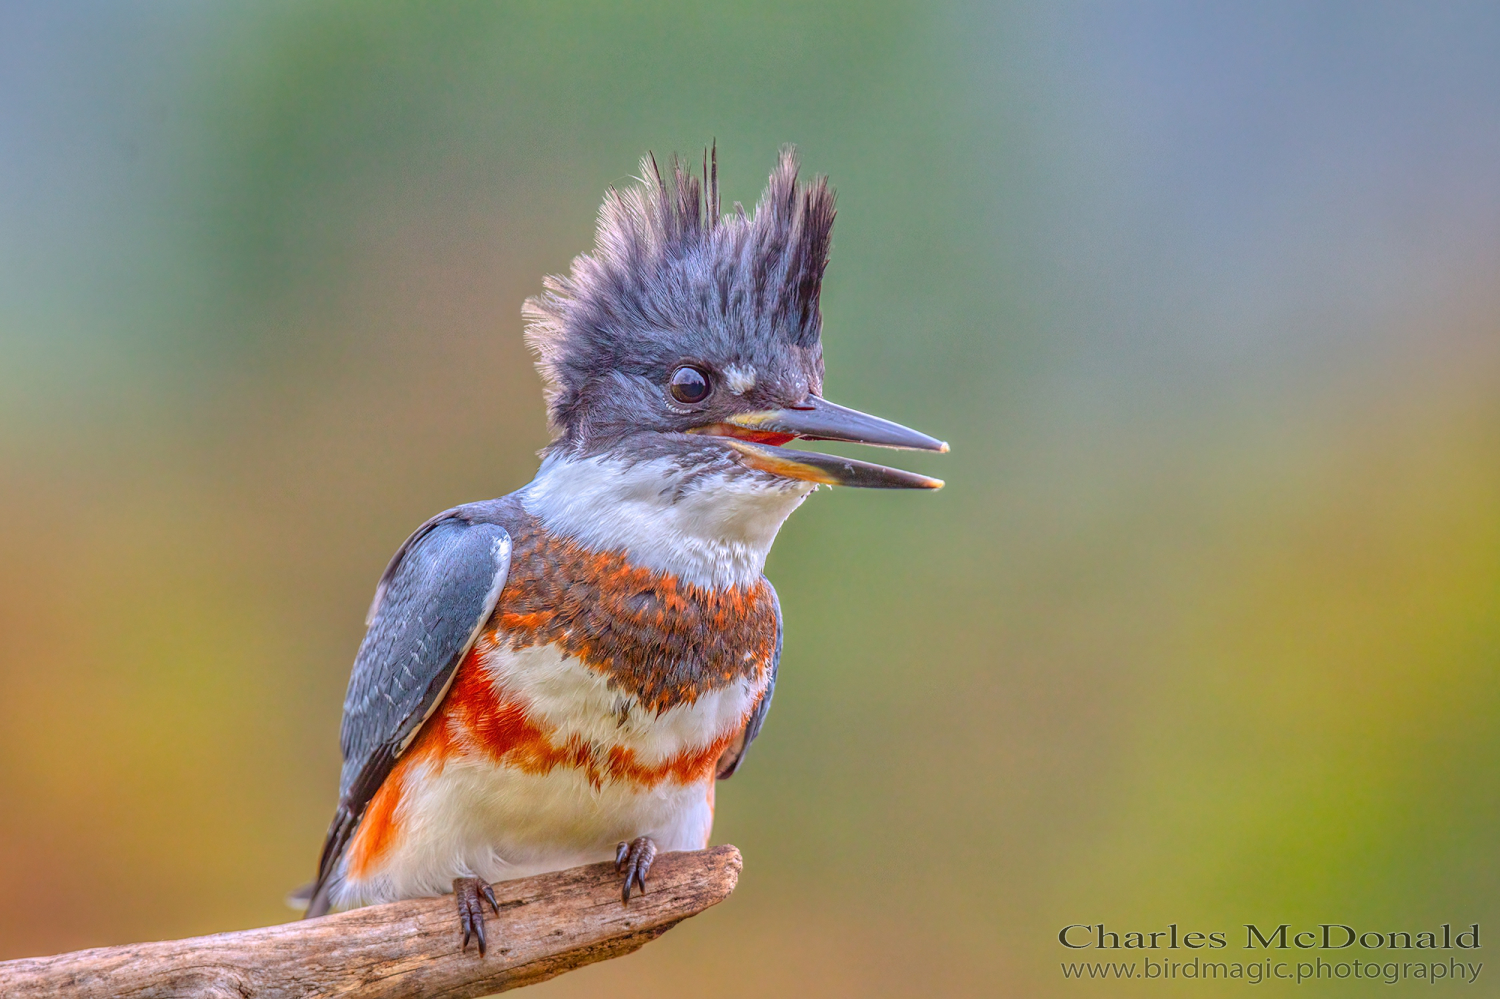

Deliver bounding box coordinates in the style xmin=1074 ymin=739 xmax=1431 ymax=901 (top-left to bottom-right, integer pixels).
xmin=689 ymin=396 xmax=947 ymax=489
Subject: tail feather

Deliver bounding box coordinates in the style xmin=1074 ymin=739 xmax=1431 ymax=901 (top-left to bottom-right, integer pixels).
xmin=304 ymin=880 xmax=335 ymax=919
xmin=302 ymin=804 xmax=358 ymax=919
xmin=284 ymin=880 xmax=315 ymax=912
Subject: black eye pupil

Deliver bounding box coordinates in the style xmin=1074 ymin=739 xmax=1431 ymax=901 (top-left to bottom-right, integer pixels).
xmin=669 ymin=365 xmax=711 ymax=403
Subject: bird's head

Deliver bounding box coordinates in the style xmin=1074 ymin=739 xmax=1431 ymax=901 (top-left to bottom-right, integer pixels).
xmin=523 ymin=147 xmax=946 ymax=496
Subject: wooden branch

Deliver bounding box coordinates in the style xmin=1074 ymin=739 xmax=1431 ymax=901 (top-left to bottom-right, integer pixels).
xmin=0 ymin=845 xmax=741 ymax=999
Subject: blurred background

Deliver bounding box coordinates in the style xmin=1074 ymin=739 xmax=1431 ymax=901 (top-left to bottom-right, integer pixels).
xmin=2 ymin=2 xmax=1498 ymax=995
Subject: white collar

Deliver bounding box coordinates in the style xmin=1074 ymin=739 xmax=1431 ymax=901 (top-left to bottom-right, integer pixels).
xmin=521 ymin=452 xmax=814 ymax=589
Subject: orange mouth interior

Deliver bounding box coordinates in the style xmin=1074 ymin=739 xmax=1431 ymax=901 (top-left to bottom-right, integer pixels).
xmin=721 ymin=439 xmax=842 ymax=485
xmin=688 ymin=423 xmax=798 ymax=447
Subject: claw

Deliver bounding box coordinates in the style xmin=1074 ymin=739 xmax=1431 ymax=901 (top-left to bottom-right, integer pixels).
xmin=615 ymin=836 xmax=657 ymax=904
xmin=454 ymin=876 xmax=498 ymax=957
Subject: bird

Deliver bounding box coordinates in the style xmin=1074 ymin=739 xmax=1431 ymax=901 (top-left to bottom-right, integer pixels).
xmin=300 ymin=146 xmax=947 ymax=955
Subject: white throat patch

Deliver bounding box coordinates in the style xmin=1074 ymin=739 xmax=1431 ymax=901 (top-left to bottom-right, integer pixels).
xmin=521 ymin=452 xmax=813 ymax=588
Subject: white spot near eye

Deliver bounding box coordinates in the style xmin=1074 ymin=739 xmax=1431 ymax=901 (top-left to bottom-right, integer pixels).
xmin=723 ymin=365 xmax=756 ymax=395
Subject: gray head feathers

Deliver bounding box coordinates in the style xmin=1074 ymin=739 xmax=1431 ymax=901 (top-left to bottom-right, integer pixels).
xmin=524 ymin=146 xmax=836 ymax=447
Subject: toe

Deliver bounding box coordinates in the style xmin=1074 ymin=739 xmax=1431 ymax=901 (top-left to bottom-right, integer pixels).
xmin=473 ymin=907 xmax=488 ymax=958
xmin=454 ymin=877 xmax=496 ymax=957
xmin=458 ymin=901 xmax=475 ymax=952
xmin=620 ymin=836 xmax=658 ymax=903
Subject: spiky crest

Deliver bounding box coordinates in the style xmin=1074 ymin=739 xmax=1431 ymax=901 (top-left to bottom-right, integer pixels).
xmin=523 ymin=146 xmax=836 ymax=443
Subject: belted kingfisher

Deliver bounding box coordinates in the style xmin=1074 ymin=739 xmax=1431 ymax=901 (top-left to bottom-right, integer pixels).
xmin=302 ymin=147 xmax=947 ymax=953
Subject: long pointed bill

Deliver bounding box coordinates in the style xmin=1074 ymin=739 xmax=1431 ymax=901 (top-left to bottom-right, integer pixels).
xmin=717 ymin=396 xmax=950 ymax=452
xmin=690 ymin=396 xmax=947 ymax=489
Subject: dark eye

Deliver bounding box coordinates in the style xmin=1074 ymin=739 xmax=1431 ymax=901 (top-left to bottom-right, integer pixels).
xmin=669 ymin=364 xmax=712 ymax=404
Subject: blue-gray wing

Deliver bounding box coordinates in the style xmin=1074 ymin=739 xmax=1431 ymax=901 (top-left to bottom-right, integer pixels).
xmin=716 ymin=582 xmax=781 ymax=779
xmin=305 ymin=514 xmax=511 ymax=916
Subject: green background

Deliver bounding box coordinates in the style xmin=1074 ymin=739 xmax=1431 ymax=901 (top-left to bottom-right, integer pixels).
xmin=2 ymin=3 xmax=1498 ymax=995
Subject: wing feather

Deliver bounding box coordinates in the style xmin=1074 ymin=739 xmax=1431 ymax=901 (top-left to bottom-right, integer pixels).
xmin=305 ymin=515 xmax=511 ymax=916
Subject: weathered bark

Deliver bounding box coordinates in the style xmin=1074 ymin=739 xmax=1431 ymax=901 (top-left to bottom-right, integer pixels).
xmin=0 ymin=845 xmax=741 ymax=999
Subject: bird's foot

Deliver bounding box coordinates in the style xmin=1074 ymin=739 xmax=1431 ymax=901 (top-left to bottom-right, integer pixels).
xmin=615 ymin=836 xmax=657 ymax=904
xmin=454 ymin=876 xmax=500 ymax=956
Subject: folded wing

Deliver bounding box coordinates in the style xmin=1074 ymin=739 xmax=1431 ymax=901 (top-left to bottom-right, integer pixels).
xmin=305 ymin=514 xmax=512 ymax=917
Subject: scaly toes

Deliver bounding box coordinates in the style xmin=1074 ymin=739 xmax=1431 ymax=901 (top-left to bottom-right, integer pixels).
xmin=454 ymin=876 xmax=499 ymax=957
xmin=615 ymin=836 xmax=657 ymax=904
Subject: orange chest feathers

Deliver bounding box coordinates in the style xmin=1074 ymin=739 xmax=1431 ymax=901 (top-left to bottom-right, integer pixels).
xmin=486 ymin=528 xmax=779 ymax=712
